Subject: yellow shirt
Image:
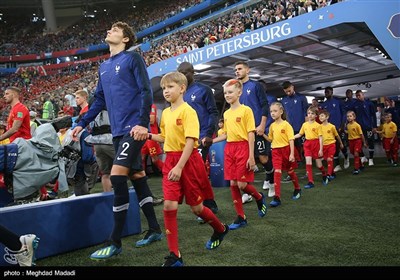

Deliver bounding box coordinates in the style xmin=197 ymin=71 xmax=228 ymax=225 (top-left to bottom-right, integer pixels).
xmin=160 ymin=102 xmax=199 ymax=152
xmin=381 ymin=121 xmax=397 ymax=138
xmin=319 ymin=122 xmax=338 ymax=146
xmin=347 ymin=122 xmax=363 ymax=140
xmin=58 ymin=131 xmax=67 ymax=145
xmin=299 ymin=121 xmax=321 ymax=140
xmin=268 ymin=120 xmax=294 ymax=148
xmin=223 ymin=104 xmax=255 ymax=142
xmin=0 ymin=138 xmax=10 ymax=145
xmin=217 ymin=128 xmax=225 ymax=137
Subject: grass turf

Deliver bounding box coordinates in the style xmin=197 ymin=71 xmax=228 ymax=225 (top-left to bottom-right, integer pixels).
xmin=37 ymin=158 xmax=400 ymax=266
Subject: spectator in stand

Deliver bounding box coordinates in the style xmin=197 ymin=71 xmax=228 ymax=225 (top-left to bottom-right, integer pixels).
xmin=62 ymin=99 xmax=74 ymax=117
xmin=0 ymin=87 xmax=31 ymax=143
xmin=65 ymin=91 xmax=78 ymax=116
xmin=41 ymin=94 xmax=54 ymax=120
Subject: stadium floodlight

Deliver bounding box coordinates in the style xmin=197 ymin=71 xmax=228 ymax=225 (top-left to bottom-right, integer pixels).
xmin=194 ymin=64 xmax=211 ymax=70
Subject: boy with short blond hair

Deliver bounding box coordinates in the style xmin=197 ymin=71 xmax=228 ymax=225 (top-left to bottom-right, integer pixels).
xmin=150 ymin=72 xmax=228 ymax=267
xmin=213 ymin=79 xmax=267 ymax=228
xmin=318 ymin=110 xmax=344 ymax=184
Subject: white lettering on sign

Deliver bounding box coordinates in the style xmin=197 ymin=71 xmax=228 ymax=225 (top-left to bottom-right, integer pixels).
xmin=176 ymin=23 xmax=292 ymax=64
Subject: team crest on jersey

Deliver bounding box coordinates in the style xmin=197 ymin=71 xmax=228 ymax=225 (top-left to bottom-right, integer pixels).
xmin=333 ymin=104 xmax=336 ymax=107
xmin=176 ymin=119 xmax=182 ymax=125
xmin=327 ymin=130 xmax=331 ymax=133
xmin=281 ymin=129 xmax=285 ymax=133
xmin=236 ymin=117 xmax=241 ymax=122
xmin=115 ymin=65 xmax=120 ymax=74
xmin=191 ymin=94 xmax=196 ymax=102
xmin=246 ymin=89 xmax=251 ymax=95
xmin=312 ymin=128 xmax=315 ymax=132
xmin=17 ymin=112 xmax=23 ymax=118
xmin=294 ymin=100 xmax=297 ymax=104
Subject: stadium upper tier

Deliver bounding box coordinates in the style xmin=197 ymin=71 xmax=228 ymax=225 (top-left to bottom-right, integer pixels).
xmin=0 ymin=0 xmax=330 ymax=71
xmin=1 ymin=0 xmax=398 ymax=107
xmin=0 ymin=0 xmax=229 ymax=61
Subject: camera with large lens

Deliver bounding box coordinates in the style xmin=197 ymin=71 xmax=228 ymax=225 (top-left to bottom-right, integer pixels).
xmin=59 ymin=145 xmax=81 ymax=161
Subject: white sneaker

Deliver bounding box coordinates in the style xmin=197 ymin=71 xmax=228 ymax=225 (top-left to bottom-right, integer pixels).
xmin=333 ymin=165 xmax=342 ymax=172
xmin=15 ymin=234 xmax=40 ymax=266
xmin=369 ymin=159 xmax=374 ymax=166
xmin=344 ymin=157 xmax=350 ymax=169
xmin=241 ymin=193 xmax=253 ymax=204
xmin=262 ymin=181 xmax=270 ymax=190
xmin=268 ymin=184 xmax=275 ymax=197
xmin=361 ymin=157 xmax=368 ymax=164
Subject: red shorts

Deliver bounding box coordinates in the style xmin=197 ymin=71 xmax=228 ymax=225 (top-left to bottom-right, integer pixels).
xmin=382 ymin=137 xmax=399 ymax=152
xmin=349 ymin=138 xmax=362 ymax=154
xmin=323 ymin=143 xmax=336 ymax=160
xmin=162 ymin=150 xmax=208 ymax=206
xmin=271 ymin=145 xmax=298 ymax=171
xmin=224 ymin=141 xmax=254 ymax=183
xmin=303 ymin=139 xmax=320 ymax=159
xmin=141 ymin=140 xmax=162 ymax=156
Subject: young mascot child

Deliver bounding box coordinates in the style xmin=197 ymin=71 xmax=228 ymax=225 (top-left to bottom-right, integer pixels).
xmin=346 ymin=111 xmax=367 ymax=174
xmin=264 ymin=102 xmax=301 ymax=207
xmin=377 ymin=113 xmax=398 ymax=166
xmin=294 ymin=106 xmax=325 ymax=189
xmin=213 ymin=79 xmax=267 ymax=230
xmin=318 ymin=110 xmax=344 ymax=184
xmin=149 ymin=72 xmax=229 ymax=267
